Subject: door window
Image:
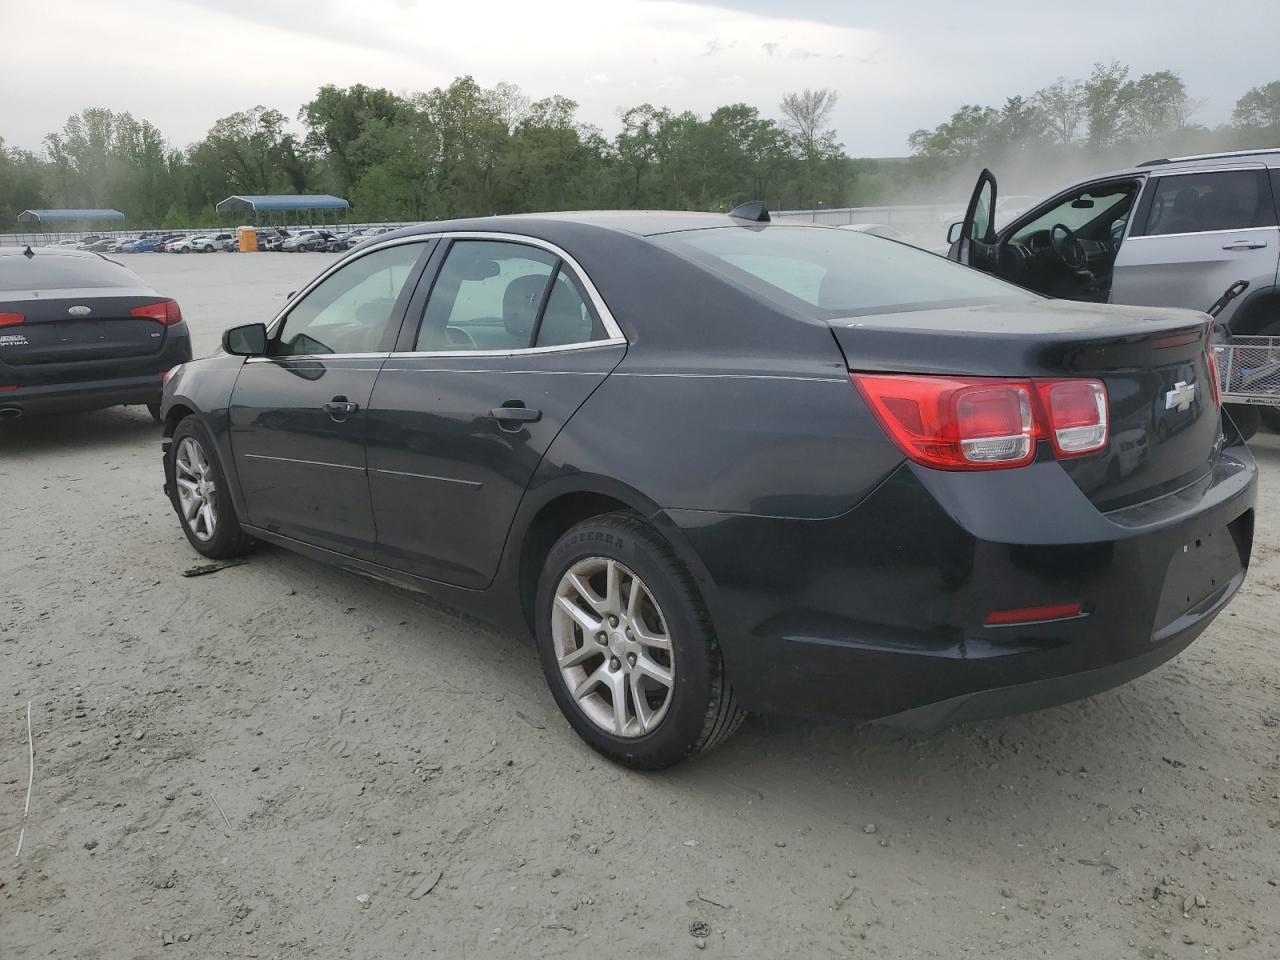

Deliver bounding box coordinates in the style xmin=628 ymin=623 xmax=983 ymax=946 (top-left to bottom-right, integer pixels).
xmin=415 ymin=240 xmax=558 ymax=351
xmin=1138 ymin=170 xmax=1276 ymax=236
xmin=1010 ymin=183 xmax=1137 ymax=245
xmin=274 ymin=243 xmax=424 ymax=356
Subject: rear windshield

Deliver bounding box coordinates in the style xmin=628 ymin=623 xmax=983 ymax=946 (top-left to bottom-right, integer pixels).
xmin=0 ymin=254 xmax=137 ymax=291
xmin=655 ymin=226 xmax=1029 ymax=317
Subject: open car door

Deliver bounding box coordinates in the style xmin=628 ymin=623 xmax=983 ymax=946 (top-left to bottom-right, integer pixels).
xmin=947 ymin=168 xmax=999 ymax=271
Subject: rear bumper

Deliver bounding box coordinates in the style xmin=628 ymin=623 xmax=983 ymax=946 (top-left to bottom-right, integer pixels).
xmin=0 ymin=373 xmax=166 ymax=415
xmin=662 ymin=440 xmax=1257 ymax=725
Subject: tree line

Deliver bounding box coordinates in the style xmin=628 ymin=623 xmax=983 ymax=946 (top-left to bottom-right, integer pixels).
xmin=1 ymin=68 xmax=1278 ymax=231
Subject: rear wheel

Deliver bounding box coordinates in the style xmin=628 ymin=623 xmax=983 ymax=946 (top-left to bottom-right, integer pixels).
xmin=534 ymin=512 xmax=743 ymax=770
xmin=167 ymin=419 xmax=252 ymax=559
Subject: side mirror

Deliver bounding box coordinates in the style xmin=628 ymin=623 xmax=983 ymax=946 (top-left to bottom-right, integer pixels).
xmin=223 ymin=322 xmax=268 ymax=357
xmin=947 ymin=221 xmax=963 ymax=244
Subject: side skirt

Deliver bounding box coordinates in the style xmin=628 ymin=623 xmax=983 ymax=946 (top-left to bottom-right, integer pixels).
xmin=240 ymin=524 xmax=530 ymax=637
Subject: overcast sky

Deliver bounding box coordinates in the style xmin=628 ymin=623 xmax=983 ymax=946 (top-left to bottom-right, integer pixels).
xmin=3 ymin=0 xmax=1276 ymax=157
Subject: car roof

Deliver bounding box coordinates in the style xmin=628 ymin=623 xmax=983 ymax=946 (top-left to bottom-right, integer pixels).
xmin=385 ymin=209 xmax=818 ymax=241
xmin=0 ymin=246 xmax=107 ymax=261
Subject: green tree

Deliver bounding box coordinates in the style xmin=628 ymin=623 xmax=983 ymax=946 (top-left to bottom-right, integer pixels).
xmin=779 ymin=88 xmax=842 ymax=209
xmin=1082 ymin=60 xmax=1130 ymax=149
xmin=300 ymin=85 xmax=408 ymax=195
xmin=1233 ymin=81 xmax=1280 ymax=129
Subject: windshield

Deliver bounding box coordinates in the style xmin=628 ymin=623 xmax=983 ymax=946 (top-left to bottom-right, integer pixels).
xmin=655 ymin=225 xmax=1029 ymax=317
xmin=0 ymin=254 xmax=137 ymax=291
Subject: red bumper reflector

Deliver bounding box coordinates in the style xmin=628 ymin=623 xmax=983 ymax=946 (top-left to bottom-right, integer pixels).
xmin=984 ymin=602 xmax=1085 ymax=627
xmin=0 ymin=312 xmax=24 ymax=327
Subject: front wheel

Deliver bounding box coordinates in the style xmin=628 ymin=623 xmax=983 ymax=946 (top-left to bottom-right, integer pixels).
xmin=167 ymin=419 xmax=252 ymax=559
xmin=534 ymin=512 xmax=743 ymax=770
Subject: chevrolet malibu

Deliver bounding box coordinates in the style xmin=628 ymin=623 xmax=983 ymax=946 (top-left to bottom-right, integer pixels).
xmin=159 ymin=207 xmax=1256 ymax=769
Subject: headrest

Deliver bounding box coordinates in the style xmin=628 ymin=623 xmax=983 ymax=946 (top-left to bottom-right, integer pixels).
xmin=503 ymin=274 xmax=548 ymax=341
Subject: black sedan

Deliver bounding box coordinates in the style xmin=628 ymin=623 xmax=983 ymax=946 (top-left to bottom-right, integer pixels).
xmin=159 ymin=208 xmax=1256 ymax=769
xmin=1 ymin=247 xmax=192 ymax=421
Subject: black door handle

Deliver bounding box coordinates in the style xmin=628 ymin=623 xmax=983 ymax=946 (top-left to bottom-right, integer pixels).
xmin=488 ymin=404 xmax=542 ymax=424
xmin=324 ymin=396 xmax=359 ymax=421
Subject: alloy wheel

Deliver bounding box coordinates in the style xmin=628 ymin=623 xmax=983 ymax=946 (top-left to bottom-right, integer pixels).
xmin=173 ymin=436 xmax=218 ymax=542
xmin=552 ymin=557 xmax=675 ymax=737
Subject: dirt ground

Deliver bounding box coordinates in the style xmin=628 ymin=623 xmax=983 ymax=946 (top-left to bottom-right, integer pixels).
xmin=2 ymin=252 xmax=1279 ymax=959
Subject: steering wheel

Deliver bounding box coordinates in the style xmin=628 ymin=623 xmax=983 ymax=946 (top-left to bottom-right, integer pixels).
xmin=1050 ymin=223 xmax=1088 ymax=270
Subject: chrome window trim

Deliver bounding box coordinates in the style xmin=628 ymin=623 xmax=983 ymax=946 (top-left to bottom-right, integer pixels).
xmin=1125 ymin=224 xmax=1280 ymax=241
xmin=389 ymin=338 xmax=626 ymax=360
xmin=259 ymin=231 xmax=627 ymax=361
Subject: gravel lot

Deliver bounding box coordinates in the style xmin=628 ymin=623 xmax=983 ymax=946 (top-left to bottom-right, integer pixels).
xmin=3 ymin=252 xmax=1279 ymax=959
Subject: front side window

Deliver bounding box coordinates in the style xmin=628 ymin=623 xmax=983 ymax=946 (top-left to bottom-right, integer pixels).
xmin=1010 ymin=183 xmax=1138 ymax=245
xmin=1139 ymin=170 xmax=1277 ymax=236
xmin=415 ymin=240 xmax=557 ymax=351
xmin=274 ymin=242 xmax=424 ymax=356
xmin=657 ymin=226 xmax=1027 ymax=317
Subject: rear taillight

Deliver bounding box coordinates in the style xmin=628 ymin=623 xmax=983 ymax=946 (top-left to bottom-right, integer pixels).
xmin=0 ymin=312 xmax=24 ymax=327
xmin=1035 ymin=380 xmax=1108 ymax=457
xmin=851 ymin=373 xmax=1109 ymax=471
xmin=130 ymin=300 xmax=182 ymax=325
xmin=1205 ymin=343 xmax=1222 ymax=408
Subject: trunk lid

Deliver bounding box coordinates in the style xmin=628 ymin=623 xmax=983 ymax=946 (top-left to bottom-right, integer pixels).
xmin=0 ymin=287 xmax=171 ymax=382
xmin=830 ymin=299 xmax=1220 ymax=511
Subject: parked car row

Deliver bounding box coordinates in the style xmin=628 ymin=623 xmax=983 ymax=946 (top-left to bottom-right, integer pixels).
xmin=39 ymin=225 xmax=397 ymax=256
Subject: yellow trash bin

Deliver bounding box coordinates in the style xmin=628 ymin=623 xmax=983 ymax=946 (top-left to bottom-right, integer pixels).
xmin=237 ymin=225 xmax=258 ymax=253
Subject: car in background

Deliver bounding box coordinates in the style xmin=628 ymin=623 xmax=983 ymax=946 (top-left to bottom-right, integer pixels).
xmin=169 ymin=233 xmax=233 ymax=254
xmin=84 ymin=238 xmax=119 ymax=253
xmin=109 ymin=237 xmax=141 ymax=253
xmin=258 ymin=229 xmax=289 ymax=251
xmin=43 ymin=239 xmax=82 ymax=249
xmin=0 ymin=247 xmax=192 ymax=421
xmin=839 ymin=223 xmax=910 ymax=242
xmin=948 ymin=147 xmax=1280 ymax=433
xmin=123 ymin=236 xmax=169 ymax=253
xmin=70 ymin=235 xmax=104 ymax=250
xmin=153 ymin=234 xmax=186 ymax=253
xmin=160 ymin=209 xmax=1254 ymax=769
xmin=280 ymin=229 xmax=337 ymax=252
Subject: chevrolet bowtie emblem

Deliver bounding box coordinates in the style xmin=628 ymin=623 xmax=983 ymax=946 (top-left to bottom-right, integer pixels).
xmin=1165 ymin=380 xmax=1196 ymax=413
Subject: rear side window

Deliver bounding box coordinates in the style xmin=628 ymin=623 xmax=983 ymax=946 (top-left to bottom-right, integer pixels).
xmin=415 ymin=240 xmax=557 ymax=351
xmin=534 ymin=269 xmax=603 ymax=347
xmin=0 ymin=254 xmax=137 ymax=291
xmin=1138 ymin=170 xmax=1277 ymax=236
xmin=656 ymin=226 xmax=1026 ymax=317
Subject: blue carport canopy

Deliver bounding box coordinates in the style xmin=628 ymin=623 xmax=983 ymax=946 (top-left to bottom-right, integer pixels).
xmin=17 ymin=209 xmax=125 ymax=222
xmin=215 ymin=195 xmax=349 ymax=214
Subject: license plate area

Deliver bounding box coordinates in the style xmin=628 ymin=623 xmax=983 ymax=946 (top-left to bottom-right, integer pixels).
xmin=1153 ymin=525 xmax=1243 ymax=634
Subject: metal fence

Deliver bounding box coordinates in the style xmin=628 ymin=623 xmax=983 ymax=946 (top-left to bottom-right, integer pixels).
xmin=1215 ymin=337 xmax=1280 ymax=407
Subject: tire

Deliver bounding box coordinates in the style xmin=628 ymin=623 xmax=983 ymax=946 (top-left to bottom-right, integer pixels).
xmin=166 ymin=418 xmax=252 ymax=560
xmin=202 ymin=244 xmax=213 ymax=253
xmin=1224 ymin=404 xmax=1260 ymax=441
xmin=534 ymin=511 xmax=744 ymax=770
